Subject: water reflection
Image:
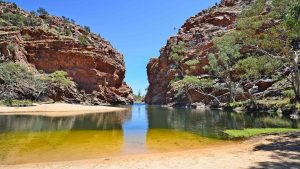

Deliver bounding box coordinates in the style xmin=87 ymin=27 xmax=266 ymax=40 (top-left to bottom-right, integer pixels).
xmin=0 ymin=110 xmax=131 ymax=132
xmin=147 ymin=106 xmax=299 ymax=139
xmin=0 ymin=104 xmax=298 ymax=164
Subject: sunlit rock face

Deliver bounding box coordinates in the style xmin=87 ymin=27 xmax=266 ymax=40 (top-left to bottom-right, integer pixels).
xmin=0 ymin=2 xmax=134 ymax=104
xmin=145 ymin=0 xmax=252 ymax=105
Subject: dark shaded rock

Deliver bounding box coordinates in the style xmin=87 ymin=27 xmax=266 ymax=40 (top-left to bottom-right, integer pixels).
xmin=256 ymin=79 xmax=276 ymax=92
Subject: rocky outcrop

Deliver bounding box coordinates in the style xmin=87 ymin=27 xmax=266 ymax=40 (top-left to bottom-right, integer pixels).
xmin=146 ymin=0 xmax=252 ymax=105
xmin=0 ymin=2 xmax=133 ymax=104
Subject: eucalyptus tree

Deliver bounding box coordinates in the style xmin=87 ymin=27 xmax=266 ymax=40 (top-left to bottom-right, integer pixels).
xmin=204 ymin=33 xmax=241 ymax=103
xmin=170 ymin=41 xmax=186 ymax=78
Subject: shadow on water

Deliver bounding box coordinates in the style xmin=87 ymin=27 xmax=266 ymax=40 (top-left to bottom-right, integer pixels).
xmin=0 ymin=104 xmax=298 ymax=164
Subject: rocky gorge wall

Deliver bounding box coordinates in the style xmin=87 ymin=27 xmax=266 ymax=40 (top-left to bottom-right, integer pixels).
xmin=146 ymin=0 xmax=252 ymax=105
xmin=0 ymin=2 xmax=133 ymax=104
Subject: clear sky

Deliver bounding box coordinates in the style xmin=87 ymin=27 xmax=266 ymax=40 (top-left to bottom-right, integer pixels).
xmin=7 ymin=0 xmax=219 ymax=95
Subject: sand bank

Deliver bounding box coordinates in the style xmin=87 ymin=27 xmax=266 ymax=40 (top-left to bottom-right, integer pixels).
xmin=0 ymin=103 xmax=126 ymax=117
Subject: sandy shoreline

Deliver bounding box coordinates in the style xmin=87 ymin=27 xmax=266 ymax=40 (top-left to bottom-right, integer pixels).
xmin=1 ymin=132 xmax=299 ymax=169
xmin=0 ymin=103 xmax=126 ymax=117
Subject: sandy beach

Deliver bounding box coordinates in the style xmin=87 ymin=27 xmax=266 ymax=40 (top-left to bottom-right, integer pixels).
xmin=0 ymin=103 xmax=126 ymax=117
xmin=1 ymin=132 xmax=299 ymax=169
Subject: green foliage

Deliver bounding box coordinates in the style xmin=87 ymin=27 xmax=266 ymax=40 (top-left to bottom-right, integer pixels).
xmin=70 ymin=19 xmax=75 ymax=24
xmin=11 ymin=2 xmax=17 ymax=8
xmin=43 ymin=15 xmax=52 ymax=25
xmin=285 ymin=0 xmax=300 ymax=37
xmin=170 ymin=41 xmax=185 ymax=64
xmin=270 ymin=0 xmax=293 ymax=19
xmin=0 ymin=62 xmax=45 ymax=91
xmin=229 ymin=101 xmax=246 ymax=108
xmin=235 ymin=55 xmax=282 ymax=79
xmin=205 ymin=33 xmax=240 ymax=78
xmin=30 ymin=11 xmax=37 ymax=16
xmin=224 ymin=128 xmax=300 ymax=139
xmin=169 ymin=75 xmax=182 ymax=86
xmin=235 ymin=0 xmax=292 ymax=56
xmin=65 ymin=28 xmax=72 ymax=37
xmin=43 ymin=71 xmax=74 ymax=87
xmin=22 ymin=33 xmax=32 ymax=41
xmin=7 ymin=42 xmax=15 ymax=53
xmin=1 ymin=13 xmax=33 ymax=27
xmin=282 ymin=89 xmax=295 ymax=98
xmin=62 ymin=16 xmax=70 ymax=23
xmin=78 ymin=35 xmax=89 ymax=46
xmin=185 ymin=59 xmax=199 ymax=70
xmin=182 ymin=76 xmax=213 ymax=88
xmin=37 ymin=8 xmax=49 ymax=15
xmin=239 ymin=0 xmax=266 ymax=18
xmin=84 ymin=26 xmax=91 ymax=33
xmin=1 ymin=99 xmax=33 ymax=107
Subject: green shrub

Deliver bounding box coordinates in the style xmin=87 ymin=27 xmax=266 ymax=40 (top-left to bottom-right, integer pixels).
xmin=1 ymin=13 xmax=37 ymax=27
xmin=43 ymin=15 xmax=52 ymax=25
xmin=1 ymin=13 xmax=25 ymax=27
xmin=22 ymin=34 xmax=32 ymax=41
xmin=182 ymin=75 xmax=213 ymax=88
xmin=30 ymin=11 xmax=37 ymax=16
xmin=282 ymin=89 xmax=295 ymax=98
xmin=239 ymin=0 xmax=266 ymax=18
xmin=169 ymin=75 xmax=181 ymax=86
xmin=84 ymin=26 xmax=91 ymax=33
xmin=37 ymin=8 xmax=49 ymax=15
xmin=2 ymin=99 xmax=33 ymax=107
xmin=43 ymin=71 xmax=74 ymax=87
xmin=229 ymin=101 xmax=246 ymax=108
xmin=185 ymin=59 xmax=199 ymax=70
xmin=62 ymin=16 xmax=70 ymax=23
xmin=0 ymin=62 xmax=45 ymax=91
xmin=12 ymin=3 xmax=17 ymax=8
xmin=170 ymin=41 xmax=185 ymax=63
xmin=7 ymin=42 xmax=15 ymax=53
xmin=78 ymin=35 xmax=88 ymax=46
xmin=235 ymin=55 xmax=282 ymax=79
xmin=65 ymin=28 xmax=72 ymax=37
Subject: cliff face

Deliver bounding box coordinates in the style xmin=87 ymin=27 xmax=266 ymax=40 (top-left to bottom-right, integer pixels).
xmin=146 ymin=0 xmax=252 ymax=105
xmin=0 ymin=2 xmax=133 ymax=104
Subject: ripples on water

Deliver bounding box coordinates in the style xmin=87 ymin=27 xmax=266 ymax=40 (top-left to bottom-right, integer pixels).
xmin=0 ymin=104 xmax=298 ymax=164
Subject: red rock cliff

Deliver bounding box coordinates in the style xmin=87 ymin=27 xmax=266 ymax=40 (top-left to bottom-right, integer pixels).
xmin=145 ymin=0 xmax=251 ymax=105
xmin=0 ymin=2 xmax=134 ymax=104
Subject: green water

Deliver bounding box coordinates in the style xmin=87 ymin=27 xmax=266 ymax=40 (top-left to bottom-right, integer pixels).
xmin=0 ymin=104 xmax=298 ymax=164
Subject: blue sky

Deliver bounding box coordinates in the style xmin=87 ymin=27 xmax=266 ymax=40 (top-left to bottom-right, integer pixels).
xmin=8 ymin=0 xmax=219 ymax=95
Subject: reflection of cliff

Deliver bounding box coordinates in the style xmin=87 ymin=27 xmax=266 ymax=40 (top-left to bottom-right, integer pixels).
xmin=147 ymin=107 xmax=296 ymax=139
xmin=0 ymin=110 xmax=131 ymax=132
xmin=148 ymin=108 xmax=245 ymax=137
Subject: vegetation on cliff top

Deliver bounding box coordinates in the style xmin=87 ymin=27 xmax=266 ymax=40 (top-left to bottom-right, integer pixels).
xmin=0 ymin=1 xmax=96 ymax=46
